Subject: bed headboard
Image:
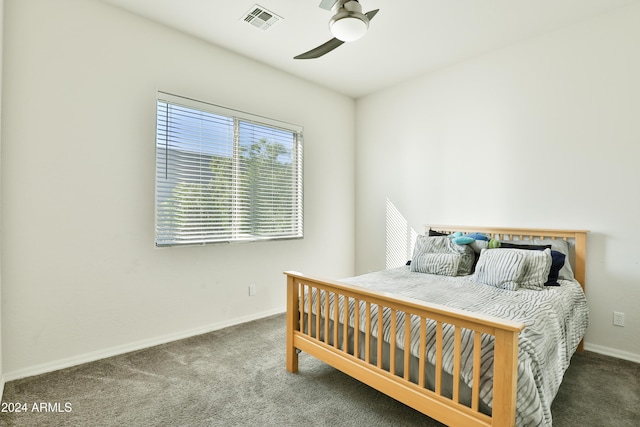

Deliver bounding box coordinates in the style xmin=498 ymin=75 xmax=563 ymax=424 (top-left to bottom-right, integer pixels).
xmin=425 ymin=225 xmax=589 ymax=291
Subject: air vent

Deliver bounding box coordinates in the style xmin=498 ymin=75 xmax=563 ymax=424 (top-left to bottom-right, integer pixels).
xmin=241 ymin=4 xmax=282 ymax=30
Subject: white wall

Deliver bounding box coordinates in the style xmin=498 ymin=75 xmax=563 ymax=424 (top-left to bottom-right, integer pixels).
xmin=1 ymin=0 xmax=355 ymax=377
xmin=355 ymin=3 xmax=640 ymax=360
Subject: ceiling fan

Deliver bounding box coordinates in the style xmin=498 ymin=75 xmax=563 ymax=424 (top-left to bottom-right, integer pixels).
xmin=294 ymin=0 xmax=380 ymax=60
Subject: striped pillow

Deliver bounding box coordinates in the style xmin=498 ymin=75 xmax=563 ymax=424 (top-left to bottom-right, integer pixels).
xmin=474 ymin=249 xmax=527 ymax=291
xmin=411 ymin=252 xmax=461 ymax=276
xmin=474 ymin=248 xmax=552 ymax=291
xmin=410 ymin=236 xmax=475 ymax=276
xmin=517 ymin=248 xmax=552 ymax=290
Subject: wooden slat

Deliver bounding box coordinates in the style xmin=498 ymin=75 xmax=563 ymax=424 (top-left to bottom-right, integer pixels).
xmin=315 ymin=287 xmax=321 ymax=339
xmin=404 ymin=313 xmax=411 ymax=381
xmin=334 ymin=292 xmax=340 ymax=348
xmin=389 ymin=309 xmax=397 ymax=375
xmin=324 ymin=290 xmax=330 ymax=344
xmin=343 ymin=296 xmax=349 ymax=352
xmin=453 ymin=326 xmax=461 ymax=403
xmin=419 ymin=317 xmax=426 ymax=388
xmin=354 ymin=300 xmax=360 ymax=358
xmin=377 ymin=305 xmax=384 ymax=369
xmin=365 ymin=302 xmax=371 ymax=364
xmin=300 ymin=284 xmax=306 ymax=337
xmin=307 ymin=285 xmax=312 ymax=336
xmin=286 ymin=276 xmax=299 ymax=373
xmin=435 ymin=321 xmax=443 ymax=395
xmin=472 ymin=331 xmax=481 ymax=411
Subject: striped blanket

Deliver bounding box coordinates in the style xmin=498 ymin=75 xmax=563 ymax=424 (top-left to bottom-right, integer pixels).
xmin=337 ymin=267 xmax=589 ymax=427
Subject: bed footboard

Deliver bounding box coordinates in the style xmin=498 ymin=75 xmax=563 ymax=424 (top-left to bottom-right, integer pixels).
xmin=285 ymin=271 xmax=525 ymax=427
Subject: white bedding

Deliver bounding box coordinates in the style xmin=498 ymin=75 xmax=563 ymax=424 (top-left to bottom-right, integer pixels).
xmin=334 ymin=266 xmax=589 ymax=427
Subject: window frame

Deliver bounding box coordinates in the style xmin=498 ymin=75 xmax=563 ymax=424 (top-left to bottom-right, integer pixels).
xmin=155 ymin=92 xmax=304 ymax=247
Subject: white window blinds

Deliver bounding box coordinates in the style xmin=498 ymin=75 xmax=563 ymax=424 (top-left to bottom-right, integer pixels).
xmin=155 ymin=92 xmax=303 ymax=246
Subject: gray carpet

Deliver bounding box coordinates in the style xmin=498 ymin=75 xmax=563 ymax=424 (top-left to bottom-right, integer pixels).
xmin=1 ymin=314 xmax=638 ymax=427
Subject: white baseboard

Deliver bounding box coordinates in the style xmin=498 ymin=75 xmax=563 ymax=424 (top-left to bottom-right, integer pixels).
xmin=0 ymin=374 xmax=5 ymax=402
xmin=584 ymin=342 xmax=640 ymax=364
xmin=3 ymin=307 xmax=286 ymax=383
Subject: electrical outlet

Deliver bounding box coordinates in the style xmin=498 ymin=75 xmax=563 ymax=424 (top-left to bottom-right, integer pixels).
xmin=613 ymin=311 xmax=625 ymax=327
xmin=248 ymin=284 xmax=256 ymax=296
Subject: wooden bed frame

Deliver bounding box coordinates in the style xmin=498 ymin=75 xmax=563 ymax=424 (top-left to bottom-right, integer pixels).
xmin=285 ymin=226 xmax=588 ymax=427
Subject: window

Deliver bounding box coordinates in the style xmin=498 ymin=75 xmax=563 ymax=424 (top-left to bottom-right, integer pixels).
xmin=155 ymin=92 xmax=303 ymax=246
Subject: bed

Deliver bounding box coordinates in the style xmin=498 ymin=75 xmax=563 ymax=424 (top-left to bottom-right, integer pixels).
xmin=285 ymin=225 xmax=589 ymax=427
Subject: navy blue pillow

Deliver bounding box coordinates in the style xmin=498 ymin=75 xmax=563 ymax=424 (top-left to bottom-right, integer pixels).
xmin=544 ymin=250 xmax=566 ymax=286
xmin=499 ymin=242 xmax=552 ymax=251
xmin=428 ymin=229 xmax=450 ymax=237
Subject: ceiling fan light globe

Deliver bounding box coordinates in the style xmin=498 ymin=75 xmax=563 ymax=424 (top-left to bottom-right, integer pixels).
xmin=330 ymin=14 xmax=369 ymax=42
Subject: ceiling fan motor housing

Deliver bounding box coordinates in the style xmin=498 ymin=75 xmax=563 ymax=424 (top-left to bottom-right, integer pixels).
xmin=329 ymin=0 xmax=370 ymax=42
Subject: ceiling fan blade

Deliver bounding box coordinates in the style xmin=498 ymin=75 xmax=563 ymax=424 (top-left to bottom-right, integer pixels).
xmin=318 ymin=0 xmax=337 ymax=11
xmin=365 ymin=9 xmax=379 ymax=20
xmin=294 ymin=37 xmax=345 ymax=59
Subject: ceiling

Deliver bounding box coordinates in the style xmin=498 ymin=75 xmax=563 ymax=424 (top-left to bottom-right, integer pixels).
xmin=99 ymin=0 xmax=638 ymax=98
